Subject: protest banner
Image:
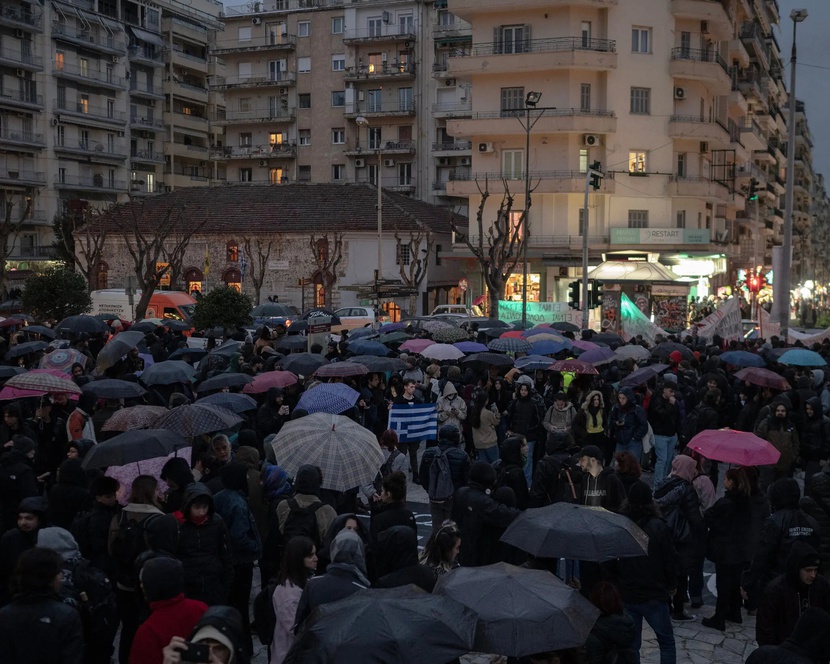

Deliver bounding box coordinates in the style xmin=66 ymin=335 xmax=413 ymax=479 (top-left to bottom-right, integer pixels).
xmin=693 ymin=297 xmax=742 ymax=342
xmin=620 ymin=293 xmax=668 ymax=344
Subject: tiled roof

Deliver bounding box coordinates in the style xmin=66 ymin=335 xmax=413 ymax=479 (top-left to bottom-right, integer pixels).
xmin=101 ymin=184 xmax=459 ymax=234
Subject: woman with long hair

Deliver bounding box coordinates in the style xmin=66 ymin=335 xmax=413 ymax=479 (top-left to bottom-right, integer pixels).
xmin=419 ymin=521 xmax=461 ymax=577
xmin=270 ymin=536 xmax=317 ymax=663
xmin=585 ymin=581 xmax=636 ymax=664
xmin=469 ymin=389 xmax=500 ymax=464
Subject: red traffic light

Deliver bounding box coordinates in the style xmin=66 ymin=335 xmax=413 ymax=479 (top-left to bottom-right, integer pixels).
xmin=746 ymin=275 xmax=762 ymax=293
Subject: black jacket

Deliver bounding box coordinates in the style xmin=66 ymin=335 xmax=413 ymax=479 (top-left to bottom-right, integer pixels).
xmin=0 ymin=449 xmax=39 ymax=533
xmin=451 ymin=482 xmax=519 ymax=567
xmin=71 ymin=501 xmax=118 ymax=578
xmin=579 ymin=467 xmax=626 ymax=512
xmin=648 ymin=393 xmax=681 ymax=436
xmin=369 ymin=500 xmax=416 ymax=573
xmin=496 ymin=437 xmax=529 ymax=510
xmin=418 ymin=442 xmax=470 ymax=495
xmin=800 ymin=397 xmax=830 ymax=461
xmin=294 ymin=567 xmax=368 ymax=630
xmin=654 ymin=476 xmax=705 ymax=558
xmin=48 ymin=460 xmax=91 ymax=530
xmin=704 ymin=489 xmax=753 ymax=565
xmin=747 ymin=606 xmax=830 ymax=664
xmin=612 ymin=509 xmax=678 ymax=604
xmin=372 ymin=525 xmax=435 ymax=592
xmin=505 ymin=393 xmax=544 ymax=439
xmin=801 ymin=470 xmax=830 ymax=573
xmin=256 ymin=387 xmax=287 ymax=440
xmin=0 ymin=592 xmax=84 ymax=664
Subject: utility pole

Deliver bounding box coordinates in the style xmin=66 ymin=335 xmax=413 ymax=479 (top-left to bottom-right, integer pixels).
xmin=582 ymin=162 xmax=603 ymax=329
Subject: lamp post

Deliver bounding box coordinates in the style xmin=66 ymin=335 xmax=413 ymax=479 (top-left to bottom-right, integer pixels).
xmin=355 ymin=115 xmax=384 ymax=310
xmin=518 ymin=91 xmax=542 ymax=328
xmin=772 ymin=8 xmax=808 ymax=338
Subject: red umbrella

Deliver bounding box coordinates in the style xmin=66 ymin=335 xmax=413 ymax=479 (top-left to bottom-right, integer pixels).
xmin=472 ymin=295 xmax=486 ymax=307
xmin=500 ymin=330 xmax=525 ymax=339
xmin=548 ymin=360 xmax=598 ymax=375
xmin=242 ymin=371 xmax=299 ymax=394
xmin=734 ymin=367 xmax=791 ymax=391
xmin=687 ymin=428 xmax=781 ymax=466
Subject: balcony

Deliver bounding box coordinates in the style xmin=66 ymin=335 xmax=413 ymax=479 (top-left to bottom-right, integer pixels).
xmin=0 ymin=4 xmax=43 ymax=32
xmin=171 ymin=48 xmax=208 ymax=73
xmin=0 ymin=169 xmax=45 ymax=187
xmin=210 ymin=143 xmax=297 ymax=160
xmin=449 ymin=0 xmax=618 ymax=18
xmin=55 ymin=100 xmax=127 ymax=127
xmin=432 ymin=18 xmax=471 ymax=39
xmin=54 ymin=173 xmax=128 ymax=193
xmin=740 ymin=21 xmax=770 ymax=70
xmin=52 ymin=23 xmax=127 ymax=55
xmin=175 ymin=82 xmax=210 ymax=103
xmin=448 ymin=108 xmax=616 ymax=138
xmin=213 ymin=108 xmax=296 ymax=126
xmin=8 ymin=246 xmax=58 ymax=260
xmin=450 ymin=37 xmax=616 ymax=76
xmin=164 ymin=111 xmax=209 ymax=133
xmin=53 ymin=61 xmax=127 ymax=91
xmin=671 ymin=0 xmax=732 ymax=39
xmin=212 ymin=35 xmax=296 ymax=54
xmin=130 ymin=149 xmax=165 ymax=164
xmin=669 ymin=48 xmax=731 ymax=93
xmin=668 ymin=115 xmax=731 ymax=148
xmin=447 ymin=170 xmax=616 ymax=196
xmin=432 ymin=141 xmax=472 ymax=155
xmin=344 ymin=101 xmax=416 ymax=119
xmin=129 ymin=82 xmax=164 ymax=100
xmin=210 ymin=73 xmax=296 ymax=90
xmin=129 ymin=114 xmax=165 ymax=131
xmin=0 ymin=46 xmax=43 ymax=71
xmin=432 ymin=102 xmax=472 ymax=118
xmin=344 ymin=62 xmax=416 ymax=82
xmin=342 ymin=27 xmax=415 ymax=45
xmin=737 ymin=72 xmax=767 ymax=107
xmin=739 ymin=118 xmax=766 ymax=152
xmin=20 ymin=210 xmax=52 ymax=227
xmin=344 ymin=140 xmax=416 ymax=156
xmin=670 ymin=176 xmax=731 ymax=202
xmin=728 ymin=37 xmax=750 ymax=69
xmin=54 ymin=139 xmax=128 ymax=163
xmin=0 ymin=129 xmax=45 ymax=152
xmin=0 ymin=88 xmax=43 ymax=111
xmin=356 ymin=176 xmax=416 ymax=194
xmin=127 ymin=45 xmax=164 ymax=67
xmin=130 ymin=181 xmax=166 ymax=196
xmin=166 ymin=141 xmax=210 ymax=160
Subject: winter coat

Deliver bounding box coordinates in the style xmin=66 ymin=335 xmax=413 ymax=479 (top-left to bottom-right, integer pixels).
xmin=756 ymin=413 xmax=801 ymax=472
xmin=436 ymin=383 xmax=467 ymax=431
xmin=800 ymin=397 xmax=830 ymax=461
xmin=373 ymin=525 xmax=436 ymax=593
xmin=704 ymin=489 xmax=753 ymax=565
xmin=608 ymin=389 xmax=648 ymax=447
xmin=800 ymin=470 xmax=830 ymax=574
xmin=648 ymin=392 xmax=682 ymax=436
xmin=471 ymin=408 xmax=499 ymax=450
xmin=496 ymin=436 xmax=529 ymax=510
xmin=213 ymin=490 xmax=262 ymax=566
xmin=270 ymin=581 xmax=303 ymax=664
xmin=257 ymin=387 xmax=287 ymax=439
xmin=529 ymin=453 xmax=569 ymax=508
xmin=0 ymin=525 xmax=39 ymax=603
xmin=756 ymin=543 xmax=830 ymax=646
xmin=128 ymin=594 xmax=208 ymax=664
xmin=542 ymin=402 xmax=577 ymax=445
xmin=418 ymin=441 xmax=470 ymax=496
xmin=505 ymin=392 xmax=544 ymax=440
xmin=612 ymin=510 xmax=678 ymax=604
xmin=48 ymin=459 xmax=91 ymax=530
xmin=451 ymin=482 xmax=519 ymax=567
xmin=369 ymin=501 xmax=416 ymax=562
xmin=0 ymin=449 xmax=39 ymax=533
xmin=584 ymin=613 xmax=637 ymax=664
xmin=653 ymin=475 xmax=705 ymax=560
xmin=0 ymin=592 xmax=84 ymax=664
xmin=579 ymin=467 xmax=626 ymax=512
xmin=746 ymin=606 xmax=830 ymax=664
xmin=71 ymin=501 xmax=118 ymax=578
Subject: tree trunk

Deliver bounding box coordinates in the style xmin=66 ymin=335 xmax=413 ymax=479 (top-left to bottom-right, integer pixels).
xmin=134 ymin=289 xmax=153 ymax=321
xmin=252 ymin=283 xmax=262 ymax=307
xmin=489 ymin=289 xmax=501 ymax=321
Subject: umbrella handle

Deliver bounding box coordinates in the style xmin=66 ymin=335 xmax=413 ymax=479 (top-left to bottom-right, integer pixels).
xmin=564 ymin=469 xmax=577 ymax=501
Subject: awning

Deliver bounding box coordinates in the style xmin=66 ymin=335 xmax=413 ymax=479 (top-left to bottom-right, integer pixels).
xmin=99 ymin=15 xmax=122 ymax=32
xmin=130 ymin=26 xmax=164 ymax=47
xmin=587 ymin=260 xmax=678 ymax=282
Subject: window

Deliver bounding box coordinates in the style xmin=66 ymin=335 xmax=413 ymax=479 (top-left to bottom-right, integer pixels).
xmin=227 ymin=241 xmax=239 ymax=261
xmin=238 ymin=26 xmax=252 ymax=42
xmin=399 ymin=14 xmax=414 ymax=35
xmin=269 ymin=167 xmax=285 ymax=184
xmin=581 ymin=21 xmax=592 ymax=47
xmin=630 ymin=88 xmax=651 ymax=114
xmin=396 ymin=243 xmax=411 ymax=266
xmin=79 ymin=58 xmax=89 ymax=77
xmin=498 ymin=25 xmax=526 ymax=54
xmin=368 ymin=127 xmax=381 ymax=150
xmin=509 ymin=211 xmax=523 ymax=239
xmin=332 ymin=128 xmax=345 ymax=144
xmin=676 ymin=153 xmax=687 ymax=177
xmin=56 ymin=125 xmax=65 ymax=146
xmin=680 ymin=31 xmax=691 ymax=57
xmin=269 ymin=132 xmax=285 ymax=145
xmin=298 ymin=165 xmax=311 ymax=182
xmin=676 ymin=211 xmax=686 ymax=228
xmin=629 ymin=151 xmax=647 ymax=173
xmin=107 ymin=133 xmax=115 ymax=152
xmin=57 ymin=85 xmax=66 ymax=108
xmin=80 ymin=130 xmax=89 ymax=149
xmin=398 ymin=87 xmax=412 ymax=111
xmin=239 ymin=97 xmax=251 ymax=112
xmin=331 ymin=90 xmax=345 ymax=107
xmin=268 ymin=60 xmax=286 ymax=81
xmin=367 ymin=53 xmax=383 ymax=73
xmin=332 ymin=17 xmax=344 ymax=34
xmin=367 ymin=89 xmax=382 ymax=113
xmin=398 ymin=162 xmax=412 ymax=186
xmin=631 ymin=27 xmax=651 ymax=53
xmin=238 ymin=62 xmax=252 ymax=79
xmin=368 ymin=17 xmax=382 ymax=37
xmin=332 ymin=164 xmax=344 ymax=180
xmin=502 ymin=150 xmax=524 ymax=180
xmin=298 ymin=57 xmax=311 ymax=73
xmin=580 ymin=84 xmax=591 ymax=112
xmin=368 ymin=163 xmax=378 ymax=186
xmin=55 ymin=51 xmax=64 ymax=70
xmin=332 ymin=54 xmax=345 ymax=71
xmin=500 ymin=87 xmax=524 ymax=117
xmin=298 ymin=21 xmax=310 ymax=37
xmin=299 ymin=129 xmax=311 ymax=146
xmin=579 ymin=149 xmax=588 ymax=173
xmin=267 ymin=23 xmax=286 ymax=45
xmin=240 ymin=132 xmax=252 ymax=146
xmin=239 ymin=168 xmax=252 ymax=182
xmin=435 ymin=243 xmax=442 ymax=266
xmin=628 ymin=210 xmax=649 ymax=228
xmin=298 ymin=93 xmax=311 ymax=109
xmin=58 ymin=167 xmax=66 ymax=184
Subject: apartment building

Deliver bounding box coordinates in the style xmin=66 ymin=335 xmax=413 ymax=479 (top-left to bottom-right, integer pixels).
xmin=0 ymin=0 xmax=221 ymax=274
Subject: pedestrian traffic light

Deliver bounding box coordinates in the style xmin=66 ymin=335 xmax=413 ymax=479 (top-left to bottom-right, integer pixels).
xmin=746 ymin=273 xmax=761 ymax=293
xmin=589 ymin=161 xmax=603 ymax=191
xmin=568 ymin=280 xmax=581 ymax=310
xmin=592 ymin=279 xmax=604 ymax=308
xmin=748 ymin=178 xmax=759 ymax=201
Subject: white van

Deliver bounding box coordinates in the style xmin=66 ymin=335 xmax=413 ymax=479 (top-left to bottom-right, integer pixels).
xmin=90 ymin=289 xmax=197 ymax=323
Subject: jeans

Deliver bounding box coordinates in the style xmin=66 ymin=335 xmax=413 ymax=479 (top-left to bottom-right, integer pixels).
xmin=616 ymin=439 xmax=643 ymax=465
xmin=625 ymin=599 xmax=676 ymax=664
xmin=653 ymin=434 xmax=677 ymax=484
xmin=523 ymin=439 xmax=535 ymax=487
xmin=477 ymin=445 xmax=499 ymax=464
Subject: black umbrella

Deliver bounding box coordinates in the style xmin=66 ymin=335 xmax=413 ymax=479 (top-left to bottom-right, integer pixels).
xmin=651 ymin=342 xmax=694 ymax=361
xmin=168 ymin=347 xmax=209 ymax=362
xmin=196 ymin=392 xmax=258 ymax=413
xmin=461 ymin=352 xmax=514 ymax=367
xmin=140 ymin=360 xmax=196 ymax=386
xmin=434 ymin=563 xmax=600 ymax=657
xmin=82 ymin=429 xmax=190 ymax=469
xmin=5 ymin=341 xmax=47 ymax=360
xmin=285 ymin=320 xmax=308 ymax=333
xmin=301 ymin=308 xmax=342 ymax=325
xmin=22 ymin=325 xmax=56 ymax=339
xmin=196 ymin=372 xmax=253 ymax=392
xmin=210 ymin=340 xmax=243 ymax=357
xmin=592 ymin=332 xmax=622 ymax=345
xmin=96 ymin=331 xmax=146 ymax=373
xmin=346 ymin=356 xmax=406 ymax=373
xmin=155 ymin=403 xmax=243 ymax=437
xmin=481 ymin=327 xmax=507 ymax=338
xmin=55 ymin=315 xmax=110 ymax=339
xmin=276 ymin=336 xmax=308 ymax=351
xmin=476 ymin=318 xmax=510 ymax=329
xmin=284 ymin=586 xmax=476 ymax=664
xmin=551 ymin=321 xmax=580 ymax=332
xmin=82 ymin=379 xmax=147 ymax=400
xmin=0 ymin=366 xmax=27 ymax=379
xmin=500 ymin=503 xmax=650 ymax=562
xmin=129 ymin=321 xmax=162 ymax=333
xmin=279 ymin=352 xmax=329 ymax=376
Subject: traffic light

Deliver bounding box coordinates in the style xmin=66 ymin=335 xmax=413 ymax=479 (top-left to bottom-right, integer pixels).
xmin=746 ymin=272 xmax=762 ymax=293
xmin=589 ymin=161 xmax=603 ymax=190
xmin=568 ymin=280 xmax=581 ymax=310
xmin=592 ymin=279 xmax=604 ymax=308
xmin=748 ymin=178 xmax=759 ymax=201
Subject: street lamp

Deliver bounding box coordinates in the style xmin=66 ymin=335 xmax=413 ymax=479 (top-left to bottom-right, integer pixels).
xmin=772 ymin=8 xmax=808 ymax=337
xmin=355 ymin=115 xmax=384 ymax=309
xmin=520 ymin=91 xmax=541 ymax=328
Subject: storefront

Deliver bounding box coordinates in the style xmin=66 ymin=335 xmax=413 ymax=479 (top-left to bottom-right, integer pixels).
xmin=503 ymin=272 xmax=541 ymax=303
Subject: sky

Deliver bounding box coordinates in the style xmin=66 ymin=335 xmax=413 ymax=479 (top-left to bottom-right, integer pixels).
xmin=777 ymin=0 xmax=830 ymax=179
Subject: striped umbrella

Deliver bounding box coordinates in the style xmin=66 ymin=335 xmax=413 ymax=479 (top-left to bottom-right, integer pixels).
xmin=488 ymin=338 xmax=533 ymax=354
xmin=4 ymin=370 xmax=82 ymax=395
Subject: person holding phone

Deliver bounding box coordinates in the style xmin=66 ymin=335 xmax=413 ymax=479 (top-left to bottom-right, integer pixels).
xmin=161 ymin=606 xmax=249 ymax=664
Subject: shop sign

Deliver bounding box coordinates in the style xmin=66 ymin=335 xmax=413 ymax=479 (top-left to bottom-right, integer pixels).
xmin=611 ymin=228 xmax=711 ymax=245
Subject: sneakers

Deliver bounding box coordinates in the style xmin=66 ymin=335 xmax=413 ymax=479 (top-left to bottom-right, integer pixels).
xmin=690 ymin=600 xmax=704 ymax=609
xmin=671 ymin=612 xmax=696 ymax=622
xmin=701 ymin=616 xmax=725 ymax=631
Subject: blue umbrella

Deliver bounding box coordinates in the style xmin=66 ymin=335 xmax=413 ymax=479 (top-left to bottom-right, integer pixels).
xmin=778 ymin=349 xmax=827 ymax=367
xmin=196 ymin=392 xmax=258 ymax=413
xmin=488 ymin=338 xmax=533 ymax=354
xmin=515 ymin=355 xmax=559 ymax=371
xmin=379 ymin=322 xmax=408 ymax=332
xmin=578 ymin=347 xmax=617 ymax=366
xmin=348 ymin=339 xmax=390 ymax=357
xmin=296 ymin=383 xmax=360 ymax=415
xmin=347 ymin=327 xmax=379 ymax=340
xmin=530 ymin=339 xmax=569 ymax=356
xmin=454 ymin=341 xmax=489 ymax=353
xmin=720 ymin=350 xmax=766 ymax=368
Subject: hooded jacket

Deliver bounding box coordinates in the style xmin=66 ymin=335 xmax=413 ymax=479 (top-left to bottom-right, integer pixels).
xmin=189 ymin=605 xmax=251 ymax=664
xmin=0 ymin=447 xmax=39 ymax=533
xmin=47 ymin=459 xmax=91 ymax=530
xmin=800 ymin=470 xmax=830 ymax=574
xmin=800 ymin=397 xmax=830 ymax=462
xmin=160 ymin=457 xmax=194 ymax=514
xmin=579 ymin=466 xmax=626 ymax=513
xmin=436 ymin=382 xmax=467 ymax=430
xmin=648 ymin=389 xmax=682 ymax=437
xmin=653 ymin=456 xmax=705 ymax=556
xmin=373 ymin=525 xmax=436 ymax=592
xmin=608 ymin=387 xmax=648 ymax=446
xmin=572 ymin=391 xmax=606 ymax=445
xmin=235 ymin=446 xmax=268 ymax=541
xmin=756 ymin=542 xmax=830 ymax=646
xmin=505 ymin=383 xmax=545 ymax=440
xmin=418 ymin=433 xmax=471 ymax=496
xmin=275 ymin=465 xmax=337 ymax=545
xmin=747 ymin=607 xmax=830 ymax=664
xmin=213 ymin=463 xmax=262 ymax=565
xmin=451 ymin=477 xmax=520 ymax=567
xmin=756 ymin=398 xmax=801 ymax=471
xmin=0 ymin=589 xmax=84 ymax=664
xmin=542 ymin=399 xmax=577 ymax=444
xmin=257 ymin=387 xmax=287 ymax=440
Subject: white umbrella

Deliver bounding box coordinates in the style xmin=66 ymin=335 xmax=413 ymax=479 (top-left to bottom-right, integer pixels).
xmin=419 ymin=343 xmax=465 ymax=361
xmin=614 ymin=345 xmax=651 ymax=361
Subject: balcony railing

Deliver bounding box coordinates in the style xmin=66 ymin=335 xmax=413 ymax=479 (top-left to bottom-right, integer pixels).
xmin=54 ymin=138 xmax=128 ymax=159
xmin=471 ymin=108 xmax=615 ymax=120
xmin=171 ymin=48 xmax=207 ymax=64
xmin=0 ymin=46 xmax=43 ymax=68
xmin=54 ymin=174 xmax=127 ymax=190
xmin=130 ymin=83 xmax=164 ymax=97
xmin=211 ymin=143 xmax=297 ymax=158
xmin=130 ymin=114 xmax=164 ymax=129
xmin=0 ymin=129 xmax=45 ymax=147
xmin=0 ymin=4 xmax=42 ymax=29
xmin=131 ymin=149 xmax=164 ymax=162
xmin=52 ymin=23 xmax=126 ymax=53
xmin=451 ymin=170 xmax=586 ymax=182
xmin=345 ymin=140 xmax=416 ymax=153
xmin=215 ymin=108 xmax=296 ymax=123
xmin=670 ymin=47 xmax=729 ymax=74
xmin=343 ymin=27 xmax=416 ymax=42
xmin=0 ymin=88 xmax=44 ymax=108
xmin=212 ymin=35 xmax=296 ymax=52
xmin=0 ymin=169 xmax=46 ymax=185
xmin=432 ymin=102 xmax=472 ymax=115
xmin=463 ymin=36 xmax=616 ymax=58
xmin=344 ymin=62 xmax=415 ymax=79
xmin=127 ymin=45 xmax=163 ymax=64
xmin=55 ymin=100 xmax=127 ymax=123
xmin=432 ymin=141 xmax=472 ymax=151
xmin=54 ymin=61 xmax=126 ymax=88
xmin=10 ymin=246 xmax=58 ymax=259
xmin=344 ymin=101 xmax=416 ymax=116
xmin=210 ymin=73 xmax=296 ymax=88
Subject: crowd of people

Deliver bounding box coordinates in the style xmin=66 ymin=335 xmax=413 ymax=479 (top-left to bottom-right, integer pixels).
xmin=1 ymin=316 xmax=830 ymax=663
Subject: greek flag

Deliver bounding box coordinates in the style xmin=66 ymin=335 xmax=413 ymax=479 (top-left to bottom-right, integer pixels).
xmin=388 ymin=403 xmax=438 ymax=443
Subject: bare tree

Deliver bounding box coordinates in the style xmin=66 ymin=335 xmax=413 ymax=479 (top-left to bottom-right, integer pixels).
xmin=112 ymin=198 xmax=204 ymax=320
xmin=309 ymin=233 xmax=344 ymax=309
xmin=450 ymin=178 xmax=530 ymax=317
xmin=394 ymin=224 xmax=434 ymax=315
xmin=56 ymin=206 xmax=109 ymax=290
xmin=0 ymin=196 xmax=33 ymax=296
xmin=242 ymin=235 xmax=281 ymax=306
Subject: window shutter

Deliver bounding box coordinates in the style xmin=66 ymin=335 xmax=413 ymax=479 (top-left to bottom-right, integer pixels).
xmin=494 ymin=26 xmax=500 ymax=54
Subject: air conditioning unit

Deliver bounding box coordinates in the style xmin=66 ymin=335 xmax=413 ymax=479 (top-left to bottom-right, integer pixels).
xmin=252 ymin=17 xmax=262 ymax=25
xmin=355 ymin=158 xmax=366 ymax=168
xmin=259 ymin=159 xmax=268 ymax=167
xmin=14 ymin=29 xmax=24 ymax=38
xmin=700 ymin=141 xmax=709 ymax=153
xmin=674 ymin=86 xmax=686 ymax=100
xmin=384 ymin=159 xmax=395 ymax=167
xmin=583 ymin=134 xmax=598 ymax=147
xmin=15 ymin=69 xmax=25 ymax=78
xmin=51 ymin=118 xmax=60 ymax=126
xmin=460 ymin=157 xmax=471 ymax=166
xmin=279 ymin=88 xmax=287 ymax=95
xmin=125 ymin=71 xmax=131 ymax=79
xmin=438 ymin=157 xmax=450 ymax=166
xmin=445 ymin=78 xmax=457 ymax=87
xmin=382 ymin=11 xmax=391 ymax=23
xmin=112 ymin=55 xmax=119 ymax=62
xmin=478 ymin=142 xmax=493 ymax=153
xmin=700 ymin=20 xmax=709 ymax=34
xmin=404 ymin=41 xmax=412 ymax=49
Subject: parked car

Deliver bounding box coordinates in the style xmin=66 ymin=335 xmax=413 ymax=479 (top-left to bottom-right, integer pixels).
xmin=333 ymin=306 xmax=391 ymax=331
xmin=250 ymin=303 xmax=296 ymax=330
xmin=430 ymin=304 xmax=484 ymax=318
xmin=742 ymin=319 xmax=760 ymax=340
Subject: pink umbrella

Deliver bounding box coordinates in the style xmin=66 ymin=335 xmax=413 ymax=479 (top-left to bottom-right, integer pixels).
xmin=571 ymin=340 xmax=600 ymax=352
xmin=0 ymin=369 xmax=81 ymax=399
xmin=399 ymin=338 xmax=435 ymax=353
xmin=106 ymin=447 xmax=192 ymax=506
xmin=242 ymin=370 xmax=299 ymax=394
xmin=687 ymin=428 xmax=781 ymax=467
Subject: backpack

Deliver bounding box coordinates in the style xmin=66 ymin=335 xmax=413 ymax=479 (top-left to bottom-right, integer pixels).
xmin=427 ymin=449 xmax=454 ymax=502
xmin=680 ymin=405 xmax=703 ymax=444
xmin=373 ymin=448 xmax=402 ymax=493
xmin=111 ymin=512 xmax=158 ymax=584
xmin=72 ymin=559 xmax=118 ymax=641
xmin=253 ymin=577 xmax=279 ymax=645
xmin=282 ymin=499 xmax=324 ymax=549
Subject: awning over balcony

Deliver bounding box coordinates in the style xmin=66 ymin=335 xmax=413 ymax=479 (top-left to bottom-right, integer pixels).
xmin=130 ymin=26 xmax=164 ymax=47
xmin=587 ymin=260 xmax=678 ymax=282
